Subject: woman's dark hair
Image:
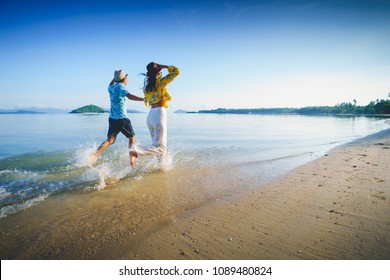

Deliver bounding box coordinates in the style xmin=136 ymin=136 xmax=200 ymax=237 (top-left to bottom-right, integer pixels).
xmin=143 ymin=62 xmax=159 ymax=92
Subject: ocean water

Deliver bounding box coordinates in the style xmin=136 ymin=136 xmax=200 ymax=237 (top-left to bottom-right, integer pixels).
xmin=0 ymin=113 xmax=389 ymax=219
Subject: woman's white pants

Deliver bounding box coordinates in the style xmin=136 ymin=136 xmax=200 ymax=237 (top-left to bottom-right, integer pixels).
xmin=132 ymin=107 xmax=167 ymax=159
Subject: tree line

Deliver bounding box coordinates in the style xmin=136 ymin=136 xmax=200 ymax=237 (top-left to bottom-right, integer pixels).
xmin=197 ymin=95 xmax=390 ymax=115
xmin=296 ymin=97 xmax=390 ymax=115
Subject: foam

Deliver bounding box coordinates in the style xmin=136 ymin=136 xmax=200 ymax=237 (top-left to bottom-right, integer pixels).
xmin=0 ymin=186 xmax=11 ymax=201
xmin=0 ymin=169 xmax=39 ymax=179
xmin=0 ymin=194 xmax=49 ymax=219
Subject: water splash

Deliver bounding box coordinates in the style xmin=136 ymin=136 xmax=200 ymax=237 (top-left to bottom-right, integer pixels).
xmin=0 ymin=142 xmax=186 ymax=218
xmin=74 ymin=144 xmax=98 ymax=168
xmin=75 ymin=143 xmax=134 ymax=190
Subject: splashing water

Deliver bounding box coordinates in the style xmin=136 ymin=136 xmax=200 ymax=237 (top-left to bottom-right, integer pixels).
xmin=74 ymin=144 xmax=98 ymax=168
xmin=0 ymin=143 xmax=143 ymax=218
xmin=73 ymin=143 xmax=134 ymax=190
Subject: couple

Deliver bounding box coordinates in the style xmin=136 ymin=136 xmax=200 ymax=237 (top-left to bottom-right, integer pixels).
xmin=92 ymin=62 xmax=180 ymax=168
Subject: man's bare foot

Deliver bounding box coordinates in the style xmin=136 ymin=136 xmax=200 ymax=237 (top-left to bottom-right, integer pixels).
xmin=89 ymin=153 xmax=98 ymax=167
xmin=129 ymin=151 xmax=138 ymax=168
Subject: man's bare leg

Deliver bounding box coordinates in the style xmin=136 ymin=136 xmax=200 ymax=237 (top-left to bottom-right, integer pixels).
xmin=92 ymin=136 xmax=116 ymax=161
xmin=129 ymin=136 xmax=138 ymax=168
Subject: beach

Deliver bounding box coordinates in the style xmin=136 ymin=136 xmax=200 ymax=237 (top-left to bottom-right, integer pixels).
xmin=1 ymin=128 xmax=389 ymax=260
xmin=124 ymin=128 xmax=390 ymax=260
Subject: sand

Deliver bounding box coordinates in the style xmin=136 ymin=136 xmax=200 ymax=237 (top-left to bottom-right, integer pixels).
xmin=124 ymin=129 xmax=390 ymax=260
xmin=1 ymin=129 xmax=389 ymax=260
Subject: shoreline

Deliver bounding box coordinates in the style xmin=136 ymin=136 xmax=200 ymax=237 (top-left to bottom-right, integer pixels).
xmin=0 ymin=129 xmax=389 ymax=259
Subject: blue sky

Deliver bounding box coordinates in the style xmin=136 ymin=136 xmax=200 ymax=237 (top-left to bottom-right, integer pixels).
xmin=0 ymin=0 xmax=389 ymax=112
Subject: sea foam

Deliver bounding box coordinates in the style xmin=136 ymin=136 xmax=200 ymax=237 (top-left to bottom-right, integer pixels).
xmin=0 ymin=194 xmax=49 ymax=219
xmin=0 ymin=186 xmax=11 ymax=201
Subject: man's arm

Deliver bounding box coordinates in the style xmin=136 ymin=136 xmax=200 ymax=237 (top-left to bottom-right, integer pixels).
xmin=126 ymin=93 xmax=144 ymax=101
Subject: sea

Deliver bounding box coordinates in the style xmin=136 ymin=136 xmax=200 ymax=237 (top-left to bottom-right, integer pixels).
xmin=0 ymin=112 xmax=389 ymax=220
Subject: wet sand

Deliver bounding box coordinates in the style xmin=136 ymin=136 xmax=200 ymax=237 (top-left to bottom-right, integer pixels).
xmin=1 ymin=129 xmax=389 ymax=259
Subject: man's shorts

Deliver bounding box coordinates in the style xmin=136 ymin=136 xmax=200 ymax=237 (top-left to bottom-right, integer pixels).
xmin=107 ymin=118 xmax=135 ymax=139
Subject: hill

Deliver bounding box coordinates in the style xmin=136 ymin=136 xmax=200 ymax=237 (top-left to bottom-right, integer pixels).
xmin=174 ymin=109 xmax=188 ymax=114
xmin=70 ymin=105 xmax=107 ymax=114
xmin=0 ymin=110 xmax=45 ymax=114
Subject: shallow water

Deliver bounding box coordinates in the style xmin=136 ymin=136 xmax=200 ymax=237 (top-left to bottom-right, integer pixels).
xmin=0 ymin=113 xmax=389 ymax=219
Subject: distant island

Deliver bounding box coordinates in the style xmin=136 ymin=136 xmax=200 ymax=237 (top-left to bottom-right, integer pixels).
xmin=127 ymin=109 xmax=145 ymax=113
xmin=0 ymin=110 xmax=45 ymax=114
xmin=70 ymin=105 xmax=107 ymax=114
xmin=69 ymin=104 xmax=145 ymax=114
xmin=0 ymin=107 xmax=69 ymax=114
xmin=174 ymin=109 xmax=188 ymax=114
xmin=195 ymin=97 xmax=390 ymax=116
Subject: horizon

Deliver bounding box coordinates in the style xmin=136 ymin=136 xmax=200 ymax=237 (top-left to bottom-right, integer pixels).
xmin=1 ymin=96 xmax=389 ymax=114
xmin=1 ymin=0 xmax=390 ymax=111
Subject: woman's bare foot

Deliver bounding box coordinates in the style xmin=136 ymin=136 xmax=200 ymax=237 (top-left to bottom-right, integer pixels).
xmin=129 ymin=151 xmax=138 ymax=168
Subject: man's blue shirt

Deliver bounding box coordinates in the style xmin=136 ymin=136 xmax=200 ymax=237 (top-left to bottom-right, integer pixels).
xmin=108 ymin=83 xmax=128 ymax=119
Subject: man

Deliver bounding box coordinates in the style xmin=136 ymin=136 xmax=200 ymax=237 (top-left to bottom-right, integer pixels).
xmin=92 ymin=69 xmax=144 ymax=167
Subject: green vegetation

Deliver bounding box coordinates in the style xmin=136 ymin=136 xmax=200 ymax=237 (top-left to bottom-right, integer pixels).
xmin=198 ymin=108 xmax=296 ymax=114
xmin=296 ymin=98 xmax=390 ymax=115
xmin=70 ymin=104 xmax=107 ymax=114
xmin=198 ymin=95 xmax=390 ymax=115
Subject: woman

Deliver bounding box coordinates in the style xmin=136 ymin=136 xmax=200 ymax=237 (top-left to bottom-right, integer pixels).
xmin=130 ymin=62 xmax=180 ymax=167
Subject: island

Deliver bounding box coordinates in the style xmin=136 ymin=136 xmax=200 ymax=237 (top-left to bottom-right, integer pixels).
xmin=69 ymin=105 xmax=107 ymax=114
xmin=174 ymin=109 xmax=188 ymax=114
xmin=0 ymin=110 xmax=45 ymax=114
xmin=194 ymin=97 xmax=390 ymax=116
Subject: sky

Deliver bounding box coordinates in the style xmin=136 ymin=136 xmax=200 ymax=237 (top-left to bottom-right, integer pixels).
xmin=0 ymin=0 xmax=389 ymax=112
